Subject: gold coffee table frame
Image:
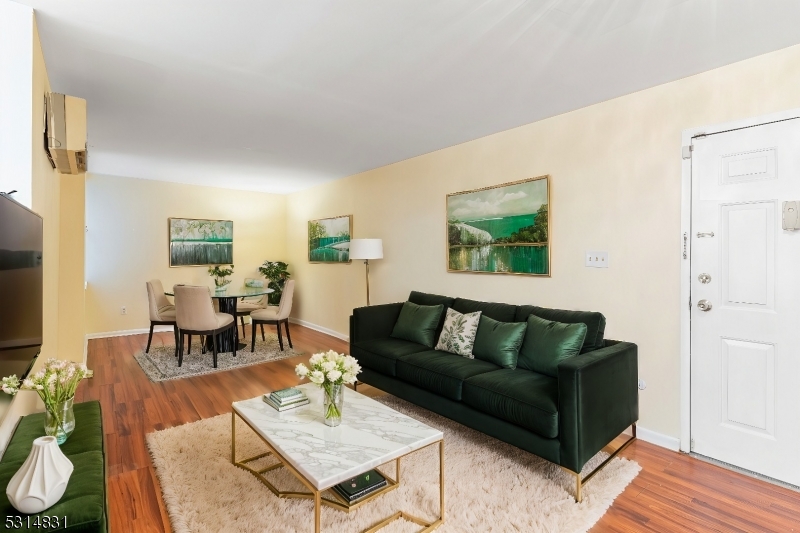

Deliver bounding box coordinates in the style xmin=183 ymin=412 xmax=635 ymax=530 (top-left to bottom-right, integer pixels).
xmin=232 ymin=411 xmax=445 ymax=533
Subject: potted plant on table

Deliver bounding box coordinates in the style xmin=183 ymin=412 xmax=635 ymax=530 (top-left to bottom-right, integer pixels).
xmin=1 ymin=359 xmax=93 ymax=445
xmin=208 ymin=264 xmax=234 ymax=291
xmin=296 ymin=351 xmax=361 ymax=427
xmin=258 ymin=260 xmax=290 ymax=305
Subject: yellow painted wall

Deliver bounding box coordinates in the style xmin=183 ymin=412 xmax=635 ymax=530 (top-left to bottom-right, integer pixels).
xmin=84 ymin=174 xmax=287 ymax=334
xmin=57 ymin=175 xmax=86 ymax=362
xmin=287 ymin=42 xmax=800 ymax=438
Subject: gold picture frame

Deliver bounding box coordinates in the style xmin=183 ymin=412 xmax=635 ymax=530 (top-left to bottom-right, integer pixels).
xmin=168 ymin=218 xmax=234 ymax=267
xmin=446 ymin=175 xmax=550 ymax=277
xmin=308 ymin=215 xmax=353 ymax=264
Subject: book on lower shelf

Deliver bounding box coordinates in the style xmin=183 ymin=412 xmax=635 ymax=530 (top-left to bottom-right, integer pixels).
xmin=332 ymin=470 xmax=388 ymax=503
xmin=262 ymin=394 xmax=309 ymax=412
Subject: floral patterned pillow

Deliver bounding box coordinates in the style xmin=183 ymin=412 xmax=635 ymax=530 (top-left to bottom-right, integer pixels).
xmin=435 ymin=308 xmax=482 ymax=358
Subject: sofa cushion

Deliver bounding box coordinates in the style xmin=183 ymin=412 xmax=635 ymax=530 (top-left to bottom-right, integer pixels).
xmin=390 ymin=302 xmax=444 ymax=348
xmin=463 ymin=369 xmax=559 ymax=438
xmin=518 ymin=315 xmax=587 ymax=377
xmin=351 ymin=338 xmax=429 ymax=377
xmin=396 ymin=350 xmax=499 ymax=400
xmin=435 ymin=308 xmax=481 ymax=357
xmin=409 ymin=291 xmax=455 ymax=334
xmin=515 ymin=305 xmax=605 ymax=353
xmin=452 ymin=298 xmax=517 ymax=322
xmin=472 ymin=315 xmax=527 ymax=369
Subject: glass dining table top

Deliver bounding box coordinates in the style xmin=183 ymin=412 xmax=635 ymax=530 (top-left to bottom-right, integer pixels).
xmin=164 ymin=285 xmax=274 ymax=298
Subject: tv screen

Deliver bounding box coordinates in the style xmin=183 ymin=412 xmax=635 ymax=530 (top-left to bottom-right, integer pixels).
xmin=0 ymin=194 xmax=43 ymax=380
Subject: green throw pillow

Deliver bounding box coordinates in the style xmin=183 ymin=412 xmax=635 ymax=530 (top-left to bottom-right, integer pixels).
xmin=518 ymin=314 xmax=588 ymax=377
xmin=390 ymin=302 xmax=444 ymax=348
xmin=472 ymin=315 xmax=527 ymax=369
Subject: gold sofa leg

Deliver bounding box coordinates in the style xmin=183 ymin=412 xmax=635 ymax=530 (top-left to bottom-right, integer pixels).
xmin=565 ymin=423 xmax=637 ymax=503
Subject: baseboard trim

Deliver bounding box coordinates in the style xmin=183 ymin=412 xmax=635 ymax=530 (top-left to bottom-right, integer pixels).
xmin=85 ymin=326 xmax=174 ymax=340
xmin=637 ymin=425 xmax=680 ymax=451
xmin=288 ymin=318 xmax=349 ymax=342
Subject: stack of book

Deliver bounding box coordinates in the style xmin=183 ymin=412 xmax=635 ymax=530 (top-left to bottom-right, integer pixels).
xmin=263 ymin=388 xmax=309 ymax=411
xmin=332 ymin=470 xmax=388 ymax=504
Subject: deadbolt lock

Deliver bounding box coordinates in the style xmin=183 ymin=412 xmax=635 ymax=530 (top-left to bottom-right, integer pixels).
xmin=697 ymin=299 xmax=712 ymax=312
xmin=698 ymin=273 xmax=711 ymax=284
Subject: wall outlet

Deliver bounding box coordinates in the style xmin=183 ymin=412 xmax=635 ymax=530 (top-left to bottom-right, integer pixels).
xmin=120 ymin=306 xmax=127 ymax=315
xmin=586 ymin=251 xmax=609 ymax=268
xmin=638 ymin=379 xmax=647 ymax=390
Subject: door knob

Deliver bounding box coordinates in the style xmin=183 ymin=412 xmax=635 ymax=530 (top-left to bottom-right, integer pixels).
xmin=697 ymin=299 xmax=712 ymax=312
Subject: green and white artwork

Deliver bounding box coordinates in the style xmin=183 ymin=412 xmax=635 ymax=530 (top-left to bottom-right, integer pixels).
xmin=169 ymin=218 xmax=233 ymax=267
xmin=447 ymin=176 xmax=549 ymax=276
xmin=308 ymin=215 xmax=352 ymax=263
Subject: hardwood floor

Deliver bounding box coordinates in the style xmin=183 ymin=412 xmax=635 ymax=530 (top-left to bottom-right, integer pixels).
xmin=80 ymin=325 xmax=800 ymax=532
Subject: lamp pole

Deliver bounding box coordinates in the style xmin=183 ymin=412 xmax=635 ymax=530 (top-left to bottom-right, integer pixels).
xmin=364 ymin=259 xmax=371 ymax=306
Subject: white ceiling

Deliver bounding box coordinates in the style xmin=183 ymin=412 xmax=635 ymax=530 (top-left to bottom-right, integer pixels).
xmin=17 ymin=0 xmax=800 ymax=193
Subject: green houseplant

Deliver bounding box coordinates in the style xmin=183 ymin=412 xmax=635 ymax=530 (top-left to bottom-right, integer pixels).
xmin=258 ymin=260 xmax=290 ymax=305
xmin=1 ymin=359 xmax=93 ymax=445
xmin=208 ymin=264 xmax=234 ymax=289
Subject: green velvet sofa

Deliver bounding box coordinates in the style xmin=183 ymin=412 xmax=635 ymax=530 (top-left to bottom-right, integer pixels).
xmin=350 ymin=291 xmax=638 ymax=501
xmin=0 ymin=401 xmax=108 ymax=532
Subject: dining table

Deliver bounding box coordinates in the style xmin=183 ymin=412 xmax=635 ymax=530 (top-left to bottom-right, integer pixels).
xmin=165 ymin=284 xmax=274 ymax=353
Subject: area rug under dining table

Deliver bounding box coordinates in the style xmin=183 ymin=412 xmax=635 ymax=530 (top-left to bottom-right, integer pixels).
xmin=146 ymin=394 xmax=640 ymax=532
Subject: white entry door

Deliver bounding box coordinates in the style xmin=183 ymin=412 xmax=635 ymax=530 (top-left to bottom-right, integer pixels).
xmin=691 ymin=118 xmax=800 ymax=486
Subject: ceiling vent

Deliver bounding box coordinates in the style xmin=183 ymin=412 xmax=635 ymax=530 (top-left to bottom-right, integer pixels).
xmin=45 ymin=93 xmax=87 ymax=174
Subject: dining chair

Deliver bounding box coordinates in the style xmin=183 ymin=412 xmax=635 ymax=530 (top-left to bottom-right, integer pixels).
xmin=250 ymin=280 xmax=295 ymax=352
xmin=145 ymin=279 xmax=178 ymax=354
xmin=174 ymin=284 xmax=237 ymax=368
xmin=236 ymin=278 xmax=268 ymax=338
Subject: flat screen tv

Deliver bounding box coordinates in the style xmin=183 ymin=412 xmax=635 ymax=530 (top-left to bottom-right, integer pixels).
xmin=0 ymin=193 xmax=43 ymax=381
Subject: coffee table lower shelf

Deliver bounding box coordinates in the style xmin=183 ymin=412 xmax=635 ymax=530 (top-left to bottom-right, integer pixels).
xmin=231 ymin=411 xmax=445 ymax=533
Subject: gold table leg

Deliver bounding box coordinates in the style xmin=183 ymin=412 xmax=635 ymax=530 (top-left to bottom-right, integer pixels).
xmin=315 ymin=490 xmax=321 ymax=533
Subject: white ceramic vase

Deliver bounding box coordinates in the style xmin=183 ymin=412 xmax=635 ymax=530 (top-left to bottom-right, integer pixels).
xmin=6 ymin=436 xmax=73 ymax=514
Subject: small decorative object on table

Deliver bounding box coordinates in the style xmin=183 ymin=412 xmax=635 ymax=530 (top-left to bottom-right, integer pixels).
xmin=295 ymin=351 xmax=361 ymax=427
xmin=1 ymin=359 xmax=93 ymax=445
xmin=262 ymin=387 xmax=309 ymax=412
xmin=258 ymin=260 xmax=290 ymax=305
xmin=5 ymin=436 xmax=73 ymax=514
xmin=208 ymin=264 xmax=234 ymax=290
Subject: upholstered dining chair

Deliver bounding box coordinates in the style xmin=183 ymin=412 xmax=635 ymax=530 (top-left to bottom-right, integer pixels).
xmin=250 ymin=280 xmax=295 ymax=352
xmin=236 ymin=278 xmax=268 ymax=338
xmin=145 ymin=279 xmax=177 ymax=354
xmin=173 ymin=284 xmax=237 ymax=368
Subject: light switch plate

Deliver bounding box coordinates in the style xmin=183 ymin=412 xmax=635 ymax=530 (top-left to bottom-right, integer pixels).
xmin=586 ymin=251 xmax=609 ymax=268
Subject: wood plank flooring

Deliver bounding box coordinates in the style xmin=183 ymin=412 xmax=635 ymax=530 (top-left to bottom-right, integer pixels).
xmin=79 ymin=325 xmax=800 ymax=532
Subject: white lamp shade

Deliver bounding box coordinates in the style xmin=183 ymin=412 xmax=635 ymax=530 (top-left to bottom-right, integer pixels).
xmin=349 ymin=239 xmax=383 ymax=260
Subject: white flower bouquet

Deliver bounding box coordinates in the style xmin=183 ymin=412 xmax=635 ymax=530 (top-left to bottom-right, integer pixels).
xmin=2 ymin=359 xmax=93 ymax=443
xmin=296 ymin=350 xmax=361 ymax=425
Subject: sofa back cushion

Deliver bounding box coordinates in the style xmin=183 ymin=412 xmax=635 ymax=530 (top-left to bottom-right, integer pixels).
xmin=472 ymin=315 xmax=527 ymax=369
xmin=409 ymin=291 xmax=455 ymax=335
xmin=453 ymin=297 xmax=516 ymax=322
xmin=435 ymin=308 xmax=482 ymax=357
xmin=390 ymin=301 xmax=444 ymax=348
xmin=518 ymin=315 xmax=587 ymax=376
xmin=515 ymin=305 xmax=605 ymax=353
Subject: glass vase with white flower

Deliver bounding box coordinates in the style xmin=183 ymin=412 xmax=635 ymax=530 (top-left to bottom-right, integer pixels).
xmin=295 ymin=351 xmax=361 ymax=427
xmin=1 ymin=359 xmax=93 ymax=445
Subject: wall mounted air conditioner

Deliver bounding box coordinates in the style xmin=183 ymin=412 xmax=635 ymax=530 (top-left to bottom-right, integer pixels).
xmin=45 ymin=92 xmax=87 ymax=174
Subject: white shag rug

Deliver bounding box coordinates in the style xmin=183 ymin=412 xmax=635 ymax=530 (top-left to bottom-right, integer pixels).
xmin=147 ymin=396 xmax=640 ymax=533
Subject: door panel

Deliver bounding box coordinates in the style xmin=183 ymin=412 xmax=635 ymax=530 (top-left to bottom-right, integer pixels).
xmin=691 ymin=118 xmax=800 ymax=486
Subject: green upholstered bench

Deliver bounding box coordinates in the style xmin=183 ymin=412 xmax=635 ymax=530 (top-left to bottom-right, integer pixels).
xmin=0 ymin=401 xmax=107 ymax=532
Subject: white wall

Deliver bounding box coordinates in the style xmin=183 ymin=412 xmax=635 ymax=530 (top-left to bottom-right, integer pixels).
xmin=85 ymin=174 xmax=288 ymax=335
xmin=286 ymin=42 xmax=800 ymax=440
xmin=0 ymin=0 xmax=33 ymax=206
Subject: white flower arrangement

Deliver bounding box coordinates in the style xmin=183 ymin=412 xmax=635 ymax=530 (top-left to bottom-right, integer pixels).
xmin=296 ymin=351 xmax=361 ymax=421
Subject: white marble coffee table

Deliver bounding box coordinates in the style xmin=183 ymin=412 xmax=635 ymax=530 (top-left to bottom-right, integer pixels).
xmin=231 ymin=383 xmax=444 ymax=533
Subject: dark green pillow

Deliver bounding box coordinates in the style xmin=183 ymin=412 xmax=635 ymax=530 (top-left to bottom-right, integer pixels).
xmin=518 ymin=315 xmax=588 ymax=376
xmin=472 ymin=315 xmax=527 ymax=369
xmin=390 ymin=302 xmax=444 ymax=348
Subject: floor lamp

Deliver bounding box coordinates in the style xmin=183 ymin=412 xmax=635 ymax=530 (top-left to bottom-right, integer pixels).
xmin=349 ymin=239 xmax=383 ymax=306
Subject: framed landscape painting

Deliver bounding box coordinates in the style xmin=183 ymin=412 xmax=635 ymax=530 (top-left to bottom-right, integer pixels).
xmin=308 ymin=215 xmax=352 ymax=263
xmin=169 ymin=218 xmax=233 ymax=267
xmin=447 ymin=175 xmax=550 ymax=276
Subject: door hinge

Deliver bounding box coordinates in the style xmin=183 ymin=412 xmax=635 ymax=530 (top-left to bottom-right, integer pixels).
xmin=690 ymin=438 xmax=695 ymax=451
xmin=689 ymin=296 xmax=692 ymax=310
xmin=681 ymin=145 xmax=693 ymax=160
xmin=683 ymin=232 xmax=688 ymax=259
